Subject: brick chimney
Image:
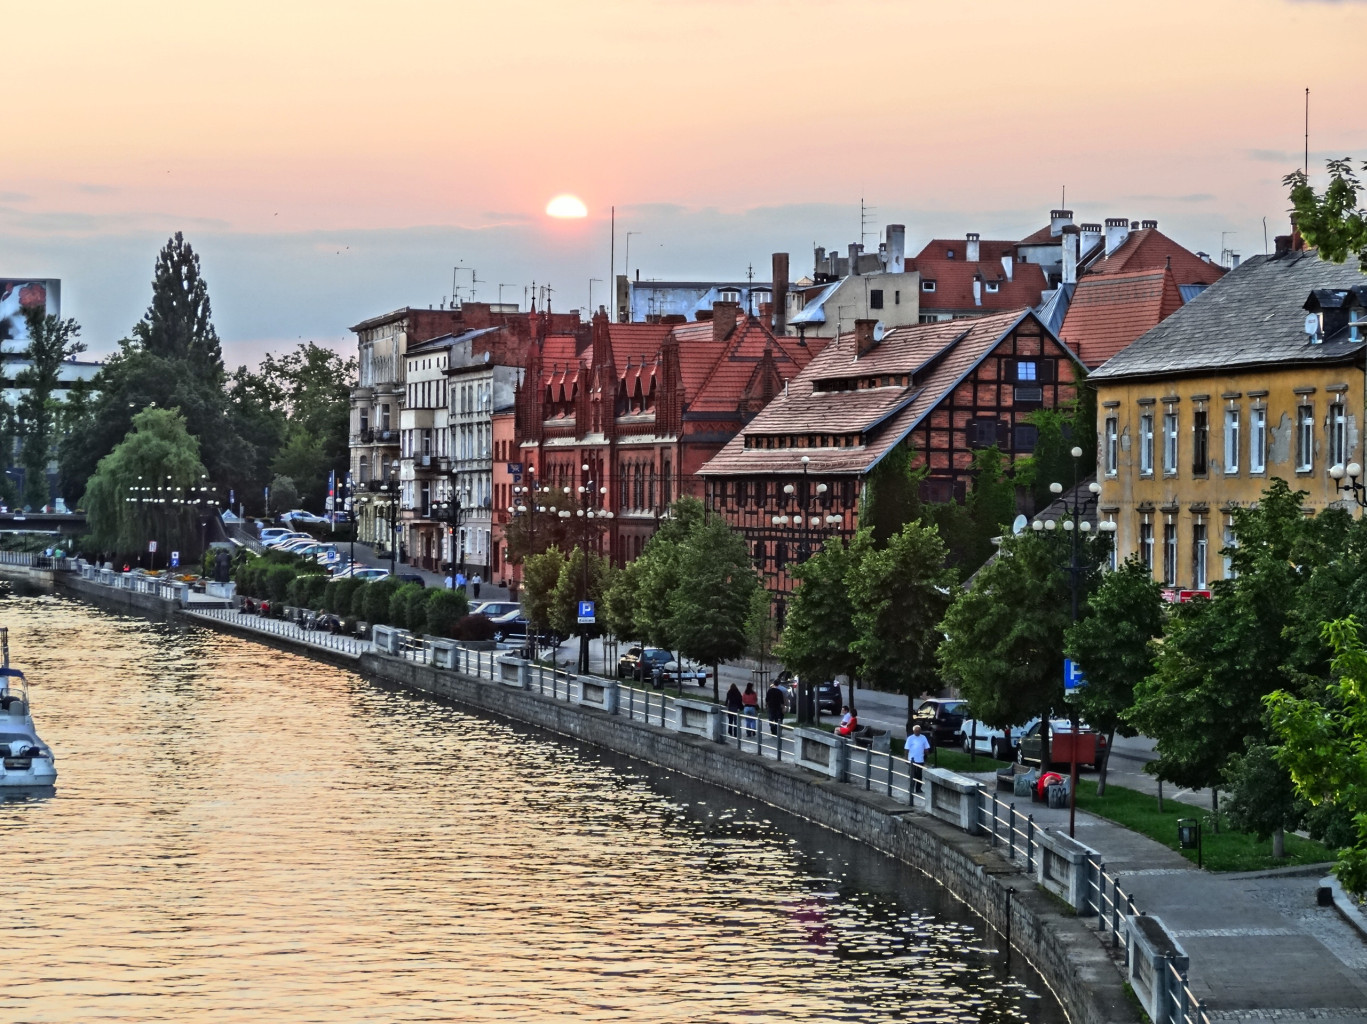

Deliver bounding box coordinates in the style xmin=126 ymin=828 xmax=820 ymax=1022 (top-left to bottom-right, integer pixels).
xmin=772 ymin=252 xmax=789 ymax=335
xmin=712 ymin=300 xmax=739 ymax=342
xmin=966 ymin=232 xmax=981 ymax=263
xmin=854 ymin=319 xmax=879 ymax=357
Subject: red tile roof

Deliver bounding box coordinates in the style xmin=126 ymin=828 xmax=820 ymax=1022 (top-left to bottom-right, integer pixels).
xmin=1058 ymin=268 xmax=1185 ymax=369
xmin=1017 ymin=223 xmax=1057 ymax=246
xmin=701 ymin=309 xmax=1034 ymax=477
xmin=912 ymin=238 xmax=1018 ymax=263
xmin=1087 ymin=228 xmax=1225 ymax=285
xmin=910 ymin=256 xmax=1049 ymax=314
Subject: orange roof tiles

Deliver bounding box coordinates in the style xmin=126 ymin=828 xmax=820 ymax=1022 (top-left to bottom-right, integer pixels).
xmin=1087 ymin=228 xmax=1225 ymax=285
xmin=1058 ymin=269 xmax=1185 ymax=369
xmin=910 ymin=256 xmax=1049 ymax=313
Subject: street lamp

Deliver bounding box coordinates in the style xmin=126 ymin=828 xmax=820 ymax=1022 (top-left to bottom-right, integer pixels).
xmin=1030 ymin=445 xmax=1117 ymax=836
xmin=431 ymin=495 xmax=465 ymax=584
xmin=781 ymin=454 xmax=836 ymax=723
xmin=1330 ymin=462 xmax=1367 ymax=508
xmin=572 ymin=462 xmax=614 ymax=675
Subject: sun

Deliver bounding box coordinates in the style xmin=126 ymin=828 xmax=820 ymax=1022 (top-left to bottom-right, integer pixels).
xmin=545 ymin=194 xmax=588 ymax=218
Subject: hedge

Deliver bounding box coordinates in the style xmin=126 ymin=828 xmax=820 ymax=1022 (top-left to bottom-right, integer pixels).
xmin=390 ymin=583 xmax=429 ymax=632
xmin=324 ymin=576 xmax=362 ymax=615
xmin=452 ymin=612 xmax=496 ymax=642
xmin=425 ymin=590 xmax=471 ymax=637
xmin=359 ymin=577 xmax=401 ymax=624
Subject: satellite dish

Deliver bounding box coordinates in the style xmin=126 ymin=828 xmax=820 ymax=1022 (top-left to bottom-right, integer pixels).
xmin=1305 ymin=313 xmax=1320 ymax=340
xmin=872 ymin=321 xmax=886 ymax=343
xmin=1012 ymin=514 xmax=1028 ymax=535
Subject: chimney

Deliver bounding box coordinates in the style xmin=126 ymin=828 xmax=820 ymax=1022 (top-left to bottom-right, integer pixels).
xmin=1141 ymin=219 xmax=1158 ymax=230
xmin=1061 ymin=225 xmax=1080 ymax=284
xmin=848 ymin=243 xmax=861 ymax=276
xmin=966 ymin=232 xmax=980 ymax=263
xmin=972 ymin=274 xmax=983 ymax=307
xmin=1080 ymin=223 xmax=1102 ymax=257
xmin=772 ymin=252 xmax=789 ymax=335
xmin=854 ymin=319 xmax=879 ymax=357
xmin=886 ymin=224 xmax=905 ymax=273
xmin=1001 ymin=254 xmax=1014 ymax=281
xmin=1104 ymin=217 xmax=1131 ymax=256
xmin=1050 ymin=209 xmax=1074 ymax=237
xmin=814 ymin=245 xmax=826 ymax=276
xmin=1230 ymin=253 xmax=1241 ymax=269
xmin=712 ymin=300 xmax=739 ymax=342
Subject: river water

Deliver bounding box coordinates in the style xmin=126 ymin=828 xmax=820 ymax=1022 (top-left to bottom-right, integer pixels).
xmin=0 ymin=595 xmax=1066 ymax=1023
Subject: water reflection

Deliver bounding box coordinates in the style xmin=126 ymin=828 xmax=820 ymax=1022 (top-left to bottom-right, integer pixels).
xmin=0 ymin=595 xmax=1065 ymax=1023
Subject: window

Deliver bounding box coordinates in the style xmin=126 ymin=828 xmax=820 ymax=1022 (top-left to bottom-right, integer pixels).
xmin=1139 ymin=413 xmax=1154 ymax=476
xmin=1104 ymin=416 xmax=1118 ymax=476
xmin=1016 ymin=361 xmax=1038 ymax=382
xmin=719 ymin=289 xmax=740 ymax=303
xmin=894 ymin=290 xmax=901 ymax=305
xmin=381 ymin=404 xmax=391 ymax=432
xmin=1250 ymin=408 xmax=1267 ymax=473
xmin=1223 ymin=522 xmax=1237 ymax=580
xmin=1163 ymin=411 xmax=1178 ymax=474
xmin=985 ymin=282 xmax=999 ymax=293
xmin=1224 ymin=408 xmax=1240 ymax=474
xmin=1329 ymin=402 xmax=1348 ymax=468
xmin=360 ymin=410 xmax=369 ymax=434
xmin=1015 ymin=424 xmax=1039 ymax=451
xmin=968 ymin=417 xmax=1002 ymax=448
xmin=870 ymin=289 xmax=884 ymax=310
xmin=1192 ymin=409 xmax=1208 ymax=475
xmin=1296 ymin=404 xmax=1314 ymax=471
xmin=921 ymin=280 xmax=937 ymax=292
xmin=1163 ymin=522 xmax=1178 ymax=586
xmin=1192 ymin=523 xmax=1208 ymax=589
xmin=1140 ymin=521 xmax=1154 ymax=571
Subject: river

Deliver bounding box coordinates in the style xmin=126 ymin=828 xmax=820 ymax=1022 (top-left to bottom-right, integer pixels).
xmin=0 ymin=594 xmax=1066 ymax=1023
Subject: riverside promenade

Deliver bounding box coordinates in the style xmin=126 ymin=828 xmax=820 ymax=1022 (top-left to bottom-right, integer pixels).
xmin=22 ymin=561 xmax=1367 ymax=1024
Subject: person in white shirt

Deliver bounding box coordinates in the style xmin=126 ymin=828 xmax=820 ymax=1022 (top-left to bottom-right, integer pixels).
xmin=905 ymin=724 xmax=932 ymax=793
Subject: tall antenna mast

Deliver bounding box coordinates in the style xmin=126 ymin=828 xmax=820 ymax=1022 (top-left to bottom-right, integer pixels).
xmin=859 ymin=196 xmax=876 ymax=248
xmin=1304 ymin=87 xmax=1310 ymax=176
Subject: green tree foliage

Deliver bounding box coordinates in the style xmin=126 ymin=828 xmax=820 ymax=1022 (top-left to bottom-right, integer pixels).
xmin=1222 ymin=743 xmax=1302 ymax=859
xmin=849 ymin=521 xmax=956 ymax=708
xmin=1130 ymin=480 xmax=1332 ymax=796
xmin=775 ymin=533 xmax=863 ymax=693
xmin=667 ymin=514 xmax=759 ymax=699
xmin=743 ymin=585 xmax=777 ymax=679
xmin=1016 ymin=383 xmax=1097 ymax=513
xmin=1269 ymin=618 xmax=1367 ymax=895
xmin=269 ymin=474 xmax=300 ymax=515
xmin=17 ymin=308 xmax=85 ymax=510
xmin=858 ymin=441 xmax=925 ymax=547
xmin=424 ymin=589 xmax=471 ymax=638
xmin=324 ymin=576 xmax=363 ymax=615
xmin=360 ymin=577 xmax=401 ymax=624
xmin=81 ymin=408 xmax=210 ymax=557
xmin=632 ymin=497 xmax=709 ymax=651
xmin=59 ymin=233 xmax=250 ymax=505
xmin=1285 ymin=159 xmax=1367 ymax=271
xmin=939 ymin=529 xmax=1084 ymax=744
xmin=924 ymin=446 xmax=1021 ymax=572
xmin=1064 ymin=556 xmax=1164 ymax=794
xmin=523 ymin=548 xmax=567 ymax=636
xmin=391 ymin=583 xmax=432 ymax=633
xmin=600 ymin=560 xmax=641 ymax=641
xmin=548 ymin=546 xmax=609 ymax=639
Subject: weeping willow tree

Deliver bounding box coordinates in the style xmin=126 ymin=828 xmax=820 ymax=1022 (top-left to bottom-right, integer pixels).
xmin=82 ymin=408 xmax=210 ymax=558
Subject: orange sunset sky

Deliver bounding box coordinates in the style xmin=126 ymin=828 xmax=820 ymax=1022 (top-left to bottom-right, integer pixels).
xmin=3 ymin=0 xmax=1365 ymax=366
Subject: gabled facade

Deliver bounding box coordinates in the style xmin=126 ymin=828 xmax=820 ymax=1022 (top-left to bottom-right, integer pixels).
xmin=513 ymin=302 xmax=819 ymax=569
xmin=699 ymin=309 xmax=1082 ymax=600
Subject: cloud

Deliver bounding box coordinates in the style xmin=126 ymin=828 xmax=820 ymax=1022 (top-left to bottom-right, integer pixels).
xmin=1123 ymin=193 xmax=1216 ymax=204
xmin=0 ymin=191 xmax=31 ymax=203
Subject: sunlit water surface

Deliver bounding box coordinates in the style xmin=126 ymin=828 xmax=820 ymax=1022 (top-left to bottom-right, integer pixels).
xmin=0 ymin=595 xmax=1066 ymax=1023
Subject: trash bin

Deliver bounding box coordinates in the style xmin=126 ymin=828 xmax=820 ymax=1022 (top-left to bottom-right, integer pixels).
xmin=1046 ymin=784 xmax=1068 ymax=809
xmin=1177 ymin=818 xmax=1199 ymax=849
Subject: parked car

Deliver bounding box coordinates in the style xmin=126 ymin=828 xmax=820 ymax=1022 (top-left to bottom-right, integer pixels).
xmin=628 ymin=648 xmax=673 ymax=684
xmin=1015 ymin=718 xmax=1109 ymax=771
xmin=396 ymin=573 xmax=425 ymax=587
xmin=909 ymin=698 xmax=969 ymax=747
xmin=660 ymin=656 xmax=708 ymax=687
xmin=472 ymin=601 xmax=521 ymax=619
xmin=342 ymin=567 xmax=390 ymax=582
xmin=487 ymin=610 xmax=559 ymax=648
xmin=815 ymin=680 xmax=843 ymax=715
xmin=280 ymin=509 xmax=326 ymax=524
xmin=959 ymin=715 xmax=1026 ymax=761
xmin=259 ymin=527 xmax=294 ymax=543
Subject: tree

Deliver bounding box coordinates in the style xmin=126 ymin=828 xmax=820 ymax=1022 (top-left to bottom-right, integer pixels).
xmin=523 ymin=548 xmax=567 ymax=642
xmin=548 ymin=546 xmax=609 ymax=641
xmin=775 ymin=533 xmax=863 ymax=704
xmin=1016 ymin=383 xmax=1097 ymax=513
xmin=858 ymin=441 xmax=925 ymax=547
xmin=424 ymin=589 xmax=471 ymax=637
xmin=938 ymin=529 xmax=1076 ymax=754
xmin=743 ymin=585 xmax=777 ymax=685
xmin=849 ymin=521 xmax=956 ymax=713
xmin=269 ymin=474 xmax=299 ymax=514
xmin=1285 ymin=159 xmax=1367 ymax=271
xmin=134 ymin=231 xmax=223 ymax=374
xmin=632 ymin=496 xmax=709 ymax=652
xmin=81 ymin=408 xmax=209 ymax=558
xmin=1268 ymin=618 xmax=1367 ymax=894
xmin=16 ymin=308 xmax=85 ymax=510
xmin=1064 ymin=556 xmax=1164 ymax=794
xmin=600 ymin=560 xmax=642 ymax=642
xmin=1222 ymin=743 xmax=1302 ymax=860
xmin=667 ymin=514 xmax=758 ymax=700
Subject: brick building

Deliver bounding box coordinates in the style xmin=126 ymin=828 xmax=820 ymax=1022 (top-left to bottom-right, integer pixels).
xmin=514 ymin=303 xmax=821 ymax=565
xmin=698 ymin=309 xmax=1082 ymax=597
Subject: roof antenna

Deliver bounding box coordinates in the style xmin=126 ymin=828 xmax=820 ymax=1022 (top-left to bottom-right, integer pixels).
xmin=1304 ymin=87 xmax=1310 ymax=176
xmin=1061 ymin=184 xmax=1065 ymax=209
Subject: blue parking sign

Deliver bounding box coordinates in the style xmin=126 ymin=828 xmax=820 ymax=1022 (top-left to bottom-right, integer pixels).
xmin=1064 ymin=658 xmax=1087 ymax=692
xmin=577 ymin=600 xmax=596 ymax=624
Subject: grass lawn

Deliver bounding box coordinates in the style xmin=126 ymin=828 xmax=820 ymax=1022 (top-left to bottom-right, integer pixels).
xmin=922 ymin=747 xmax=1010 ymax=774
xmin=1072 ymin=778 xmax=1333 ymax=872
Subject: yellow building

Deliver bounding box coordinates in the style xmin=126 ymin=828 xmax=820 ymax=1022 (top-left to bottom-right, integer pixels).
xmin=1088 ymin=250 xmax=1366 ymax=593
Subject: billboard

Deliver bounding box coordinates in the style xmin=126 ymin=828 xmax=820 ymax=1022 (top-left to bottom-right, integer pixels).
xmin=0 ymin=280 xmax=61 ymax=346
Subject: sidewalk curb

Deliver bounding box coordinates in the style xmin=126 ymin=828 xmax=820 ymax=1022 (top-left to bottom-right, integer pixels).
xmin=1322 ymin=874 xmax=1367 ymax=941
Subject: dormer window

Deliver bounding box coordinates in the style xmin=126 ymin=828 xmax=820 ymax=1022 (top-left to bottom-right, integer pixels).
xmin=719 ymin=289 xmax=741 ymax=303
xmin=945 ymin=249 xmax=955 ymax=259
xmin=921 ymin=280 xmax=937 ymax=293
xmin=985 ymin=282 xmax=1000 ymax=293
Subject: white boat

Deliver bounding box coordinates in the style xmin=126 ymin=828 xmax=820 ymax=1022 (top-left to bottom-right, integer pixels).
xmin=0 ymin=631 xmax=56 ymax=789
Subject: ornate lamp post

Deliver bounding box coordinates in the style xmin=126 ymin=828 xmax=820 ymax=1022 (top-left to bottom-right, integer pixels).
xmin=572 ymin=462 xmax=613 ymax=674
xmin=1030 ymin=445 xmax=1117 ymax=836
xmin=431 ymin=495 xmax=465 ymax=584
xmin=1330 ymin=462 xmax=1367 ymax=508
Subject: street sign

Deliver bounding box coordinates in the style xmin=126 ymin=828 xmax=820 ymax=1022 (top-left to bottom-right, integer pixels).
xmin=148 ymin=540 xmax=158 ymax=553
xmin=577 ymin=600 xmax=596 ymax=624
xmin=1064 ymin=658 xmax=1087 ymax=693
xmin=170 ymin=551 xmax=180 ymax=569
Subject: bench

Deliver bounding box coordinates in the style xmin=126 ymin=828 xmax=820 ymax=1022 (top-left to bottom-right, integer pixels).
xmin=851 ymin=726 xmax=891 ymax=753
xmin=996 ymin=762 xmax=1038 ymax=796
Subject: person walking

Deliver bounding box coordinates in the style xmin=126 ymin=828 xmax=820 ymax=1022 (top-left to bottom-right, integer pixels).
xmin=905 ymin=724 xmax=931 ymax=794
xmin=765 ymin=679 xmax=785 ymax=736
xmin=444 ymin=573 xmax=453 ymax=590
xmin=455 ymin=570 xmax=467 ymax=593
xmin=725 ymin=682 xmax=743 ymax=737
xmin=741 ymin=682 xmax=759 ymax=737
xmin=471 ymin=573 xmax=482 ymax=599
